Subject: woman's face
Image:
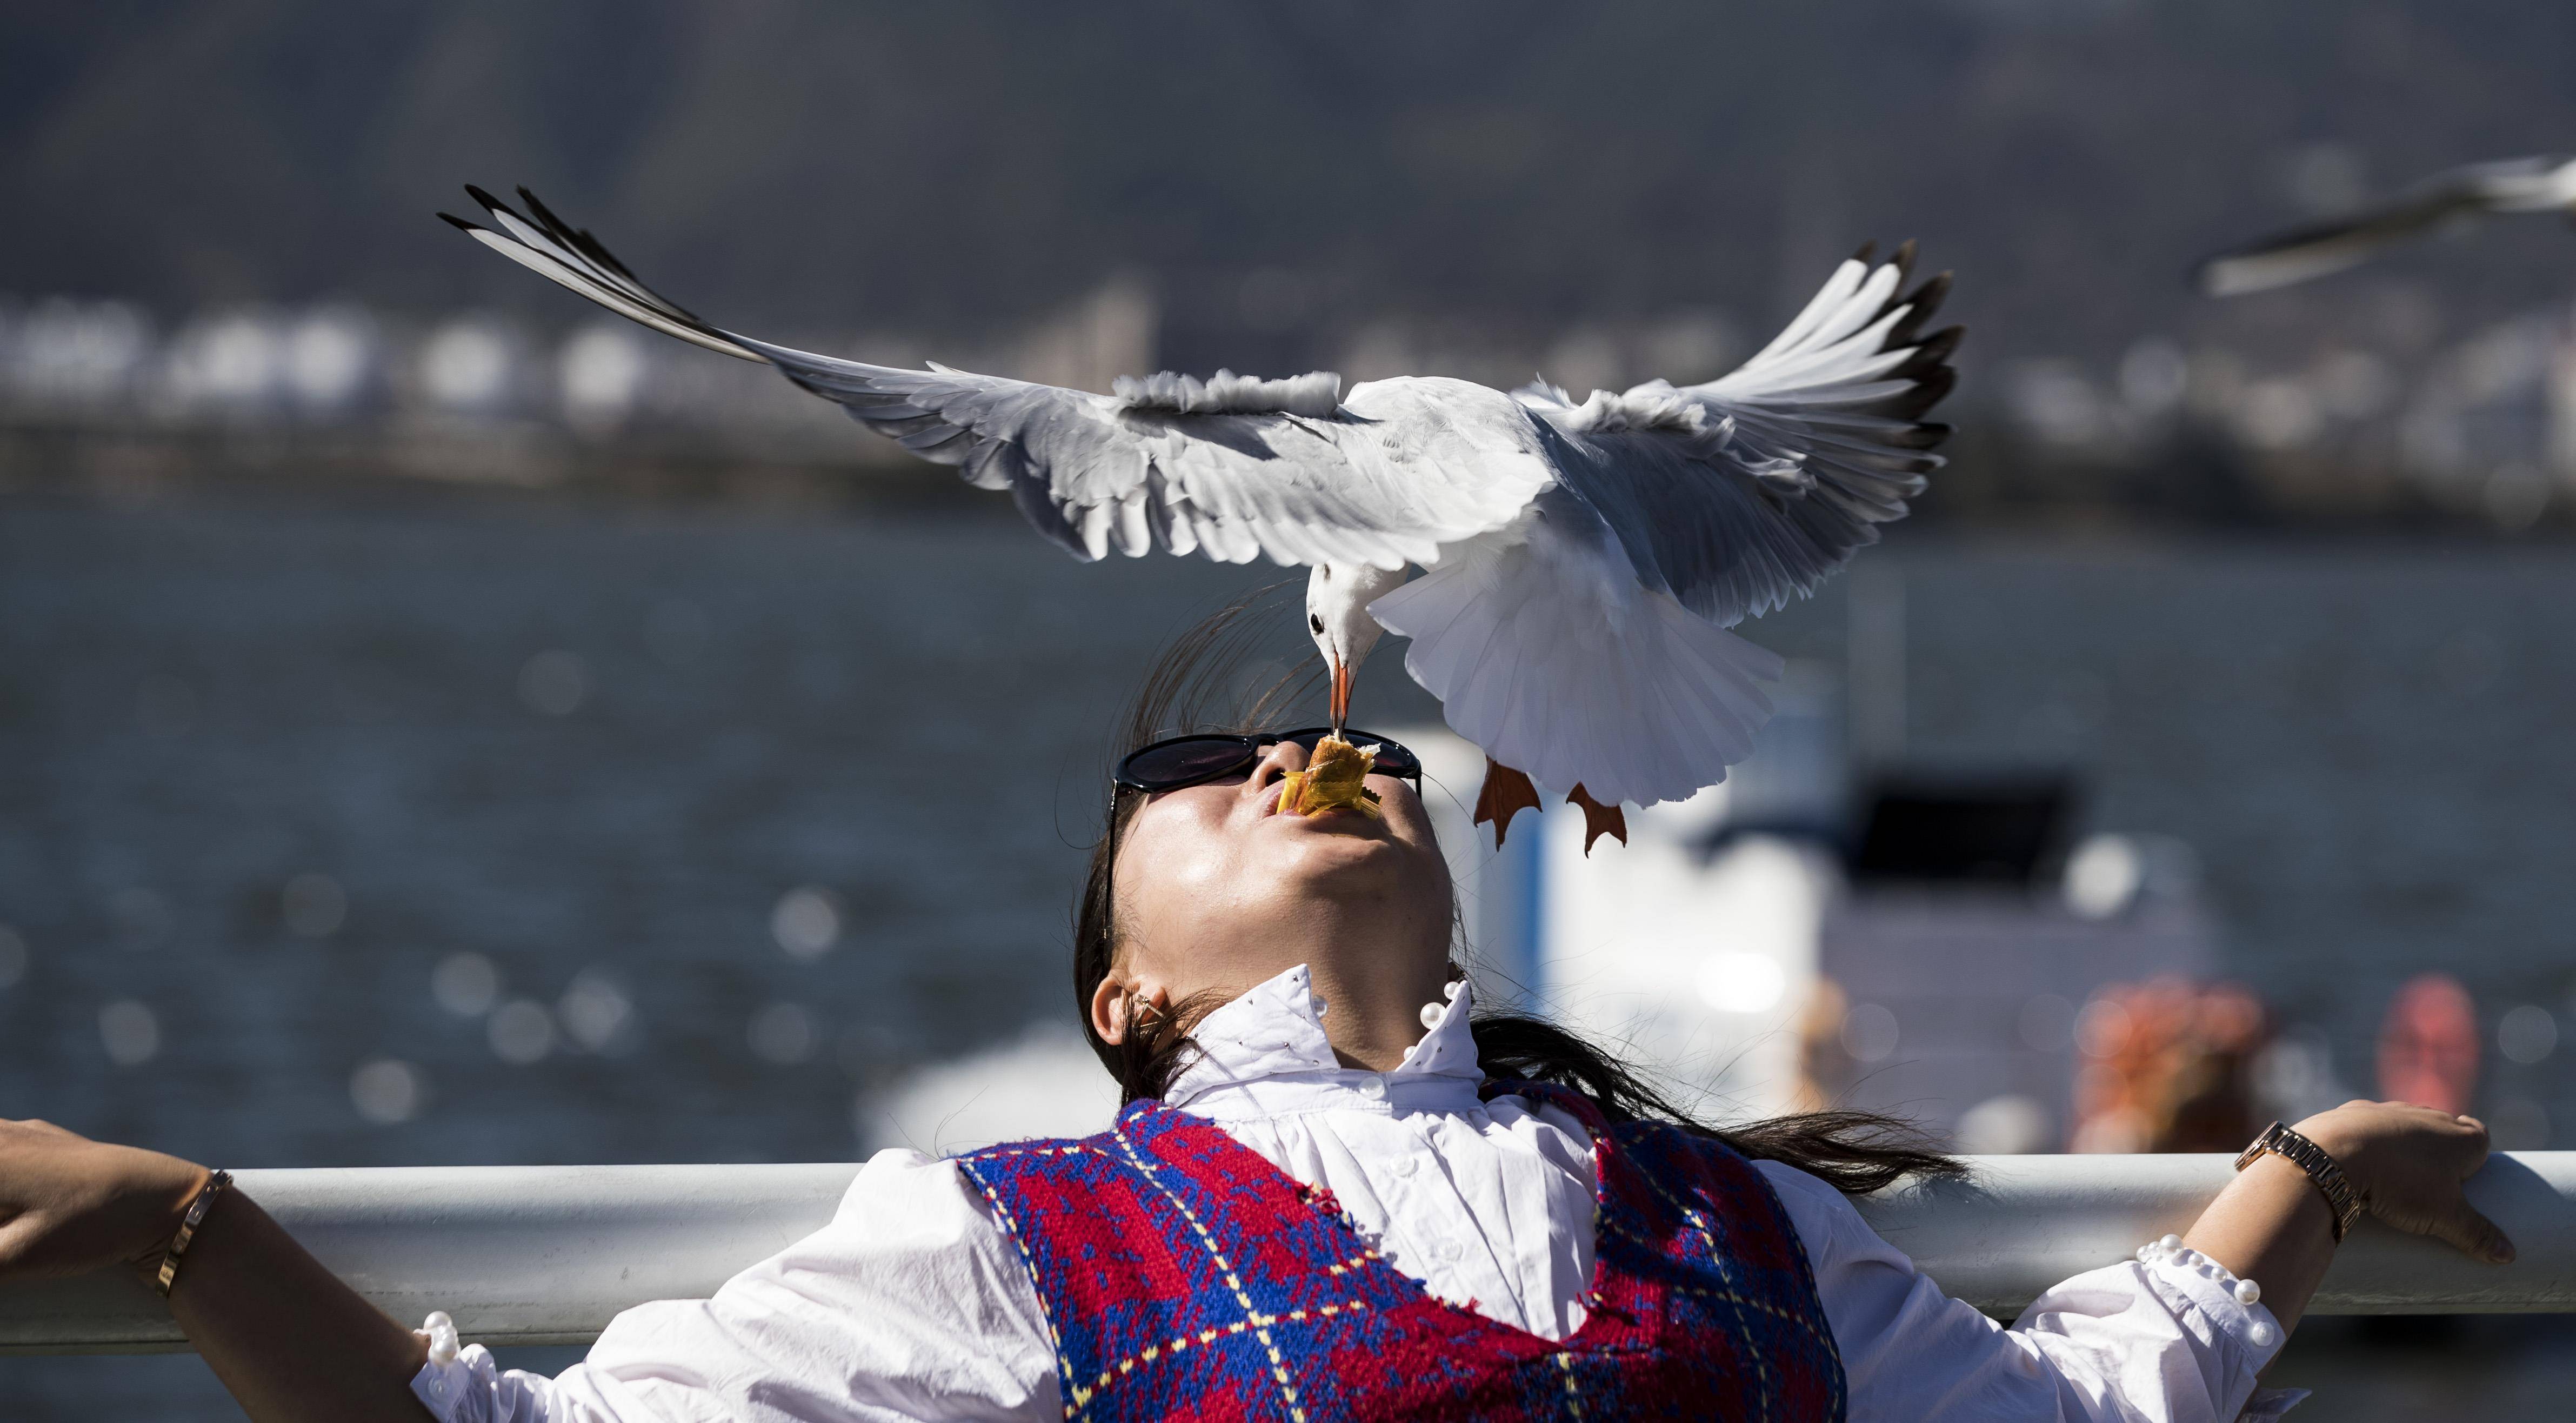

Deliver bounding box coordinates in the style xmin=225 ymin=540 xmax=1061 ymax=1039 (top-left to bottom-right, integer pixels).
xmin=1100 ymin=737 xmax=1452 ymax=1033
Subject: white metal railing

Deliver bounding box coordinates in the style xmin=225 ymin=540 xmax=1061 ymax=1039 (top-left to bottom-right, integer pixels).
xmin=4 ymin=1153 xmax=2571 ymax=1354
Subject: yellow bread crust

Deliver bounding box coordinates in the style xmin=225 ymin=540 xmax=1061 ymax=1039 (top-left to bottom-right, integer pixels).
xmin=1279 ymin=736 xmax=1382 ymax=817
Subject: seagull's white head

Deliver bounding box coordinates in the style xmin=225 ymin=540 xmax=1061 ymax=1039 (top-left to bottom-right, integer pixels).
xmin=1306 ymin=561 xmax=1409 ymax=733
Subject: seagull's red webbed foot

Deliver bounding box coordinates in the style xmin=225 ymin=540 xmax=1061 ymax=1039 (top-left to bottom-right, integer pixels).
xmin=1567 ymin=785 xmax=1627 ymax=855
xmin=1472 ymin=758 xmax=1543 ymax=849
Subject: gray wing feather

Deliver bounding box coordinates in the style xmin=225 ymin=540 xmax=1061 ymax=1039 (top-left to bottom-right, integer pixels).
xmin=441 ymin=187 xmax=1536 ymax=567
xmin=1520 ymin=243 xmax=1958 ymax=628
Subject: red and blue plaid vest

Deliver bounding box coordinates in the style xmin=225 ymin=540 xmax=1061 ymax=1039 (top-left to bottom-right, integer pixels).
xmin=956 ymin=1081 xmax=1845 ymax=1421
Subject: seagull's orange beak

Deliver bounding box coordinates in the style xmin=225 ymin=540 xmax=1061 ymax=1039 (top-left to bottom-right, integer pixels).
xmin=1329 ymin=656 xmax=1353 ymax=736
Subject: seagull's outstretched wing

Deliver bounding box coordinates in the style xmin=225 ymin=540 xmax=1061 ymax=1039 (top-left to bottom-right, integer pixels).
xmin=1372 ymin=247 xmax=1954 ymax=807
xmin=2196 ymin=155 xmax=2576 ymax=297
xmin=442 ymin=186 xmax=1544 ymax=568
xmin=1512 ymin=244 xmax=1958 ymax=631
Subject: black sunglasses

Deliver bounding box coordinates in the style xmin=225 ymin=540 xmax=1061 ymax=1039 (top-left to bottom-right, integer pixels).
xmin=1114 ymin=727 xmax=1423 ymax=795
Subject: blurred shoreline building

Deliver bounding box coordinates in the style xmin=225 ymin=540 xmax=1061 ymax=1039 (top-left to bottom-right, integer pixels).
xmin=1994 ymin=298 xmax=2576 ymax=533
xmin=9 ymin=269 xmax=2576 ymax=535
xmin=0 ymin=280 xmax=1160 ymax=495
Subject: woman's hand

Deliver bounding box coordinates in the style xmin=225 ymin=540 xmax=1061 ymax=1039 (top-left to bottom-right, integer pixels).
xmin=0 ymin=1117 xmax=208 ymax=1280
xmin=2297 ymin=1099 xmax=2513 ymax=1263
xmin=2185 ymin=1096 xmax=2509 ymax=1333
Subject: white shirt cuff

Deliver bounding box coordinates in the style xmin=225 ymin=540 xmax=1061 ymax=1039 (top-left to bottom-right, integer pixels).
xmin=2132 ymin=1241 xmax=2306 ymax=1417
xmin=410 ymin=1312 xmax=552 ymax=1423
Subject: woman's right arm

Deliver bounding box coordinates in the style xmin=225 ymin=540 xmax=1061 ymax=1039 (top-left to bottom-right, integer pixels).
xmin=0 ymin=1118 xmax=434 ymax=1423
xmin=3 ymin=1116 xmax=1062 ymax=1423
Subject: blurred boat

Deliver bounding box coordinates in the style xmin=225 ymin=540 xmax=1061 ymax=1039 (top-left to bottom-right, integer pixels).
xmin=1404 ymin=660 xmax=2225 ymax=1154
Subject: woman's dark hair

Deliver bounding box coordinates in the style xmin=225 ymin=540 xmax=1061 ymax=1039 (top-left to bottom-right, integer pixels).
xmin=1072 ymin=589 xmax=1962 ymax=1196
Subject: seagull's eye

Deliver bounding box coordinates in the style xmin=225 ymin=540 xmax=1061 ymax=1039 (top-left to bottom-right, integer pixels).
xmin=1310 ymin=613 xmax=1325 ymax=635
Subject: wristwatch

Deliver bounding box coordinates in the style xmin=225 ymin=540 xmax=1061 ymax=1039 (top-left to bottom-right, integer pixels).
xmin=2235 ymin=1121 xmax=2366 ymax=1242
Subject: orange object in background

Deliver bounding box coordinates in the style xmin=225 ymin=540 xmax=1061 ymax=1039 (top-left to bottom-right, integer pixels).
xmin=1789 ymin=978 xmax=1856 ymax=1115
xmin=2377 ymin=972 xmax=2479 ymax=1114
xmin=2070 ymin=978 xmax=2270 ymax=1153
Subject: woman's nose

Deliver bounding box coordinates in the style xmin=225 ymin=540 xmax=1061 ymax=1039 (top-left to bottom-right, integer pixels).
xmin=1246 ymin=738 xmax=1309 ymax=795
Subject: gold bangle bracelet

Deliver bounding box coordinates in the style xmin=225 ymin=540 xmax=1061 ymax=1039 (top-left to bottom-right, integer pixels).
xmin=154 ymin=1169 xmax=232 ymax=1299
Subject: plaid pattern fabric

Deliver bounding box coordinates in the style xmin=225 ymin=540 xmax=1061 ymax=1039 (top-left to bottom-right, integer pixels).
xmin=956 ymin=1081 xmax=1845 ymax=1422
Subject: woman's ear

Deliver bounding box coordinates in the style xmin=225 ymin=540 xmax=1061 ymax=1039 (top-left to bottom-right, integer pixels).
xmin=1090 ymin=975 xmax=1170 ymax=1045
xmin=1090 ymin=975 xmax=1131 ymax=1045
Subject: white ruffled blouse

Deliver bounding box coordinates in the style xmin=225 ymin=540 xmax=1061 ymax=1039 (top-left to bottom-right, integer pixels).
xmin=412 ymin=966 xmax=2301 ymax=1422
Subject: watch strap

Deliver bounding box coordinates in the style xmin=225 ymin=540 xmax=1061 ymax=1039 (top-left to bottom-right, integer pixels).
xmin=2235 ymin=1121 xmax=2364 ymax=1242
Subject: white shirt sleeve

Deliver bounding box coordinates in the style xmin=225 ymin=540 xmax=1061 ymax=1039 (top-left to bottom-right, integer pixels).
xmin=410 ymin=1148 xmax=1061 ymax=1423
xmin=1754 ymin=1161 xmax=2304 ymax=1423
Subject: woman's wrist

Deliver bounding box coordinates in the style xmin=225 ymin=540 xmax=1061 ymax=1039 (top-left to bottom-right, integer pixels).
xmin=2237 ymin=1150 xmax=2340 ymax=1247
xmin=2288 ymin=1108 xmax=2377 ymax=1208
xmin=2241 ymin=1119 xmax=2366 ymax=1242
xmin=2290 ymin=1108 xmax=2362 ymax=1163
xmin=120 ymin=1158 xmax=217 ymax=1277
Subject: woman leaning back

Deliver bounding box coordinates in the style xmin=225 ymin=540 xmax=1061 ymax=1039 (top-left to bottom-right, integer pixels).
xmin=0 ymin=623 xmax=2515 ymax=1423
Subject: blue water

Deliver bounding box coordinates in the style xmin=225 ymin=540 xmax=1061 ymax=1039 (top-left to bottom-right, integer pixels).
xmin=6 ymin=491 xmax=2574 ymax=1416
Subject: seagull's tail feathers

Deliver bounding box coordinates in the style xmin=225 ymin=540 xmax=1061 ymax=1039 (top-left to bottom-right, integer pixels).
xmin=1370 ymin=513 xmax=1781 ymax=810
xmin=439 ymin=186 xmax=769 ymax=364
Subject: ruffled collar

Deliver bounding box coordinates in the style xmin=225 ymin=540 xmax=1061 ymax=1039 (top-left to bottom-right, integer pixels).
xmin=1163 ymin=963 xmax=1485 ymax=1121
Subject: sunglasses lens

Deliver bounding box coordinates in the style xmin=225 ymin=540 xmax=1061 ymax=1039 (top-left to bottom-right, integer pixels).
xmin=1121 ymin=736 xmax=1254 ymax=789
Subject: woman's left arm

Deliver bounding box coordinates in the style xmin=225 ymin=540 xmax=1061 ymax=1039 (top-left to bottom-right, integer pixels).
xmin=1765 ymin=1153 xmax=2284 ymax=1422
xmin=1757 ymin=1100 xmax=2511 ymax=1422
xmin=0 ymin=1118 xmax=435 ymax=1423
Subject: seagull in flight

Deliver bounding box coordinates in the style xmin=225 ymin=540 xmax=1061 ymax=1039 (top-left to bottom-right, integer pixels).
xmin=2198 ymin=154 xmax=2576 ymax=296
xmin=443 ymin=186 xmax=1958 ymax=849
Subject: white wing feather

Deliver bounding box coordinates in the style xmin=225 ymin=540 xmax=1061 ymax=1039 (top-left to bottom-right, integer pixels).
xmin=1516 ymin=244 xmax=1958 ymax=630
xmin=1409 ymin=245 xmax=1953 ymax=805
xmin=442 ymin=187 xmax=1547 ymax=570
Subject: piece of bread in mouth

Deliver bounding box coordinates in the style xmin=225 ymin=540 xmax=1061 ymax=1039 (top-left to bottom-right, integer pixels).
xmin=1278 ymin=735 xmax=1383 ymax=818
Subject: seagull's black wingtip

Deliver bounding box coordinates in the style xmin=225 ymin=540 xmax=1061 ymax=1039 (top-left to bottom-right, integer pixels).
xmin=516 ymin=186 xmax=574 ymax=238
xmin=464 ymin=184 xmax=535 ymax=225
xmin=436 ymin=211 xmax=483 ymax=233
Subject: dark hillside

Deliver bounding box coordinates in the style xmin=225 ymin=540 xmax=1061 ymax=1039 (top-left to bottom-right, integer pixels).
xmin=6 ymin=1 xmax=2572 ymax=374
